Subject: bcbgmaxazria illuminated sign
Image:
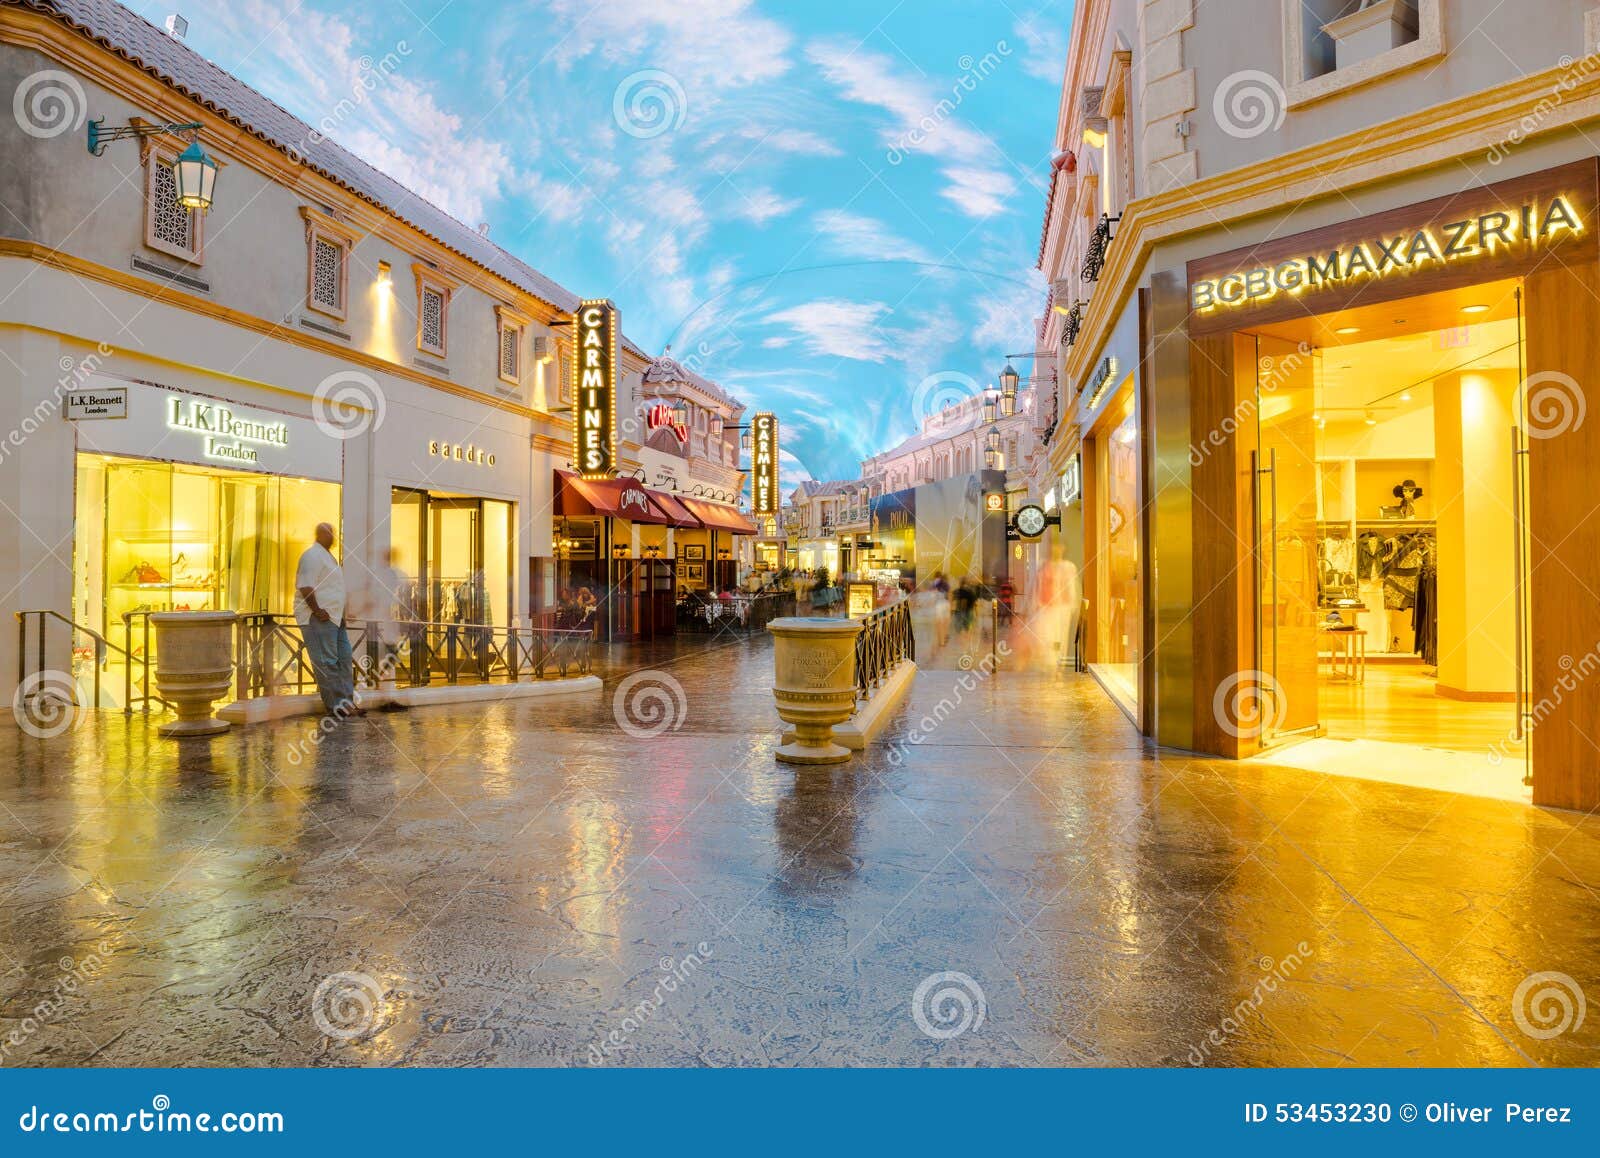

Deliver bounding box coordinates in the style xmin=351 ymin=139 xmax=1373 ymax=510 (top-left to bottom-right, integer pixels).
xmin=752 ymin=411 xmax=778 ymax=516
xmin=1190 ymin=195 xmax=1585 ymax=313
xmin=574 ymin=299 xmax=618 ymax=479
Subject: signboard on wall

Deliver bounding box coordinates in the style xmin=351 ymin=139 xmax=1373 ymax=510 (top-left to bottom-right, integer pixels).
xmin=752 ymin=411 xmax=779 ymax=515
xmin=64 ymin=386 xmax=127 ymax=419
xmin=1185 ymin=158 xmax=1600 ymax=333
xmin=574 ymin=299 xmax=618 ymax=479
xmin=73 ymin=377 xmax=342 ymax=482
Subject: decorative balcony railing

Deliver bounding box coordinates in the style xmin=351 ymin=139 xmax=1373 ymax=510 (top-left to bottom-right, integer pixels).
xmin=854 ymin=600 xmax=914 ymax=704
xmin=1080 ymin=213 xmax=1120 ymax=283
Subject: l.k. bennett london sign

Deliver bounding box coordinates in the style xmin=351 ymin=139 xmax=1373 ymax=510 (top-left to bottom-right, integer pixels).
xmin=1186 ymin=161 xmax=1598 ymax=327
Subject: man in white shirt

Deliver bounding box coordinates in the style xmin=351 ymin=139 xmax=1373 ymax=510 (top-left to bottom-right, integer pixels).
xmin=295 ymin=522 xmax=362 ymax=717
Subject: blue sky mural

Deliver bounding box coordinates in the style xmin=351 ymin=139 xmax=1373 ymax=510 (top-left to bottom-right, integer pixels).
xmin=129 ymin=0 xmax=1070 ymax=485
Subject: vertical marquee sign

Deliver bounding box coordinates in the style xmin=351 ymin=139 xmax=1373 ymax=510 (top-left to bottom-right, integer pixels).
xmin=574 ymin=298 xmax=618 ymax=479
xmin=752 ymin=411 xmax=779 ymax=516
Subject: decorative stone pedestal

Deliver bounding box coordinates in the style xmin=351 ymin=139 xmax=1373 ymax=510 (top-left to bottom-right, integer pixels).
xmin=768 ymin=615 xmax=863 ymax=765
xmin=151 ymin=611 xmax=238 ymax=738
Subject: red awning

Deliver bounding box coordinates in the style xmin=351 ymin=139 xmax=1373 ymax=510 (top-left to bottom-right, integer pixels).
xmin=679 ymin=497 xmax=759 ymax=535
xmin=555 ymin=471 xmax=673 ymax=525
xmin=648 ymin=490 xmax=703 ymax=528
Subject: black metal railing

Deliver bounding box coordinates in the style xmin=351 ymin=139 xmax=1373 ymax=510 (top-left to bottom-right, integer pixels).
xmin=234 ymin=614 xmax=593 ymax=700
xmin=1063 ymin=299 xmax=1084 ymax=347
xmin=854 ymin=600 xmax=914 ymax=703
xmin=15 ymin=609 xmax=165 ymax=716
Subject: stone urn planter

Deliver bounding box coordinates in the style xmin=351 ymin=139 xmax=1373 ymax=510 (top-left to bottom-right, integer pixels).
xmin=151 ymin=611 xmax=238 ymax=737
xmin=767 ymin=615 xmax=863 ymax=765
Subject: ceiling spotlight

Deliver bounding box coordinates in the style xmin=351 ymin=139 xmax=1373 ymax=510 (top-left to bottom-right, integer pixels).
xmin=1364 ymin=410 xmax=1378 ymax=426
xmin=1461 ymin=303 xmax=1490 ymax=314
xmin=1399 ymin=390 xmax=1412 ymax=402
xmin=1334 ymin=325 xmax=1360 ymax=335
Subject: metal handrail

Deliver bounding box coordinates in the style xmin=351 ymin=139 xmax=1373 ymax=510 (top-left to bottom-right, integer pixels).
xmin=854 ymin=599 xmax=914 ymax=703
xmin=15 ymin=609 xmax=165 ymax=716
xmin=233 ymin=614 xmax=593 ymax=700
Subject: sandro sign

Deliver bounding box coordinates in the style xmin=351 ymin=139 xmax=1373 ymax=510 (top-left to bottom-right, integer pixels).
xmin=574 ymin=299 xmax=618 ymax=479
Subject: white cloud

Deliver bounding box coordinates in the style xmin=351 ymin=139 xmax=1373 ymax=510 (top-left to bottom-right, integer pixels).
xmin=1013 ymin=15 xmax=1068 ymax=84
xmin=748 ymin=127 xmax=843 ymax=157
xmin=200 ymin=1 xmax=518 ymax=225
xmin=812 ymin=209 xmax=933 ymax=264
xmin=767 ymin=299 xmax=896 ymax=363
xmin=940 ymin=166 xmax=1014 ymax=218
xmin=541 ymin=0 xmax=792 ymax=91
xmin=734 ymin=186 xmax=803 ymax=225
xmin=806 ymin=40 xmax=1017 ymax=219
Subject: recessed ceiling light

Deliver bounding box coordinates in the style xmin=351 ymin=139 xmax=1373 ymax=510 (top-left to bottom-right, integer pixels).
xmin=1399 ymin=391 xmax=1412 ymax=402
xmin=1461 ymin=303 xmax=1490 ymax=314
xmin=1364 ymin=410 xmax=1378 ymax=426
xmin=1334 ymin=325 xmax=1360 ymax=335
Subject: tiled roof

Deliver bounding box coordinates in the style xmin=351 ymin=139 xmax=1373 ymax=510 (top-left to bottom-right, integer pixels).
xmin=640 ymin=352 xmax=742 ymax=411
xmin=801 ymin=479 xmax=860 ymax=497
xmin=12 ymin=0 xmax=656 ymax=356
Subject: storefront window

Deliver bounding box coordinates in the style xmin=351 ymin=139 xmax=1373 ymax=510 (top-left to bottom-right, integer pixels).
xmin=390 ymin=488 xmax=514 ymax=627
xmin=75 ymin=453 xmax=341 ymax=661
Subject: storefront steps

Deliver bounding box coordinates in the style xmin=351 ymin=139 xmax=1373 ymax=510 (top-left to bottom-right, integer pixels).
xmin=217 ymin=675 xmax=602 ymax=724
xmin=780 ymin=660 xmax=917 ymax=752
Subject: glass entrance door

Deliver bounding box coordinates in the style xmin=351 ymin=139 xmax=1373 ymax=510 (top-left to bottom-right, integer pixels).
xmin=1252 ymin=335 xmax=1321 ymax=744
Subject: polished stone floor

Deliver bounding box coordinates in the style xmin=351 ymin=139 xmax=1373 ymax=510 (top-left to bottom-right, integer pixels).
xmin=1 ymin=623 xmax=1597 ymax=1067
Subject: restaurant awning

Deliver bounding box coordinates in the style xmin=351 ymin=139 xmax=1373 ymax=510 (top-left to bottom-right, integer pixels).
xmin=679 ymin=497 xmax=759 ymax=535
xmin=555 ymin=470 xmax=676 ymax=525
xmin=648 ymin=490 xmax=702 ymax=529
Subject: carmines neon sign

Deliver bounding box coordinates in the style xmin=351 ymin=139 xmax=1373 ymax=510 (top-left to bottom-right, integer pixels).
xmin=1190 ymin=195 xmax=1584 ymax=313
